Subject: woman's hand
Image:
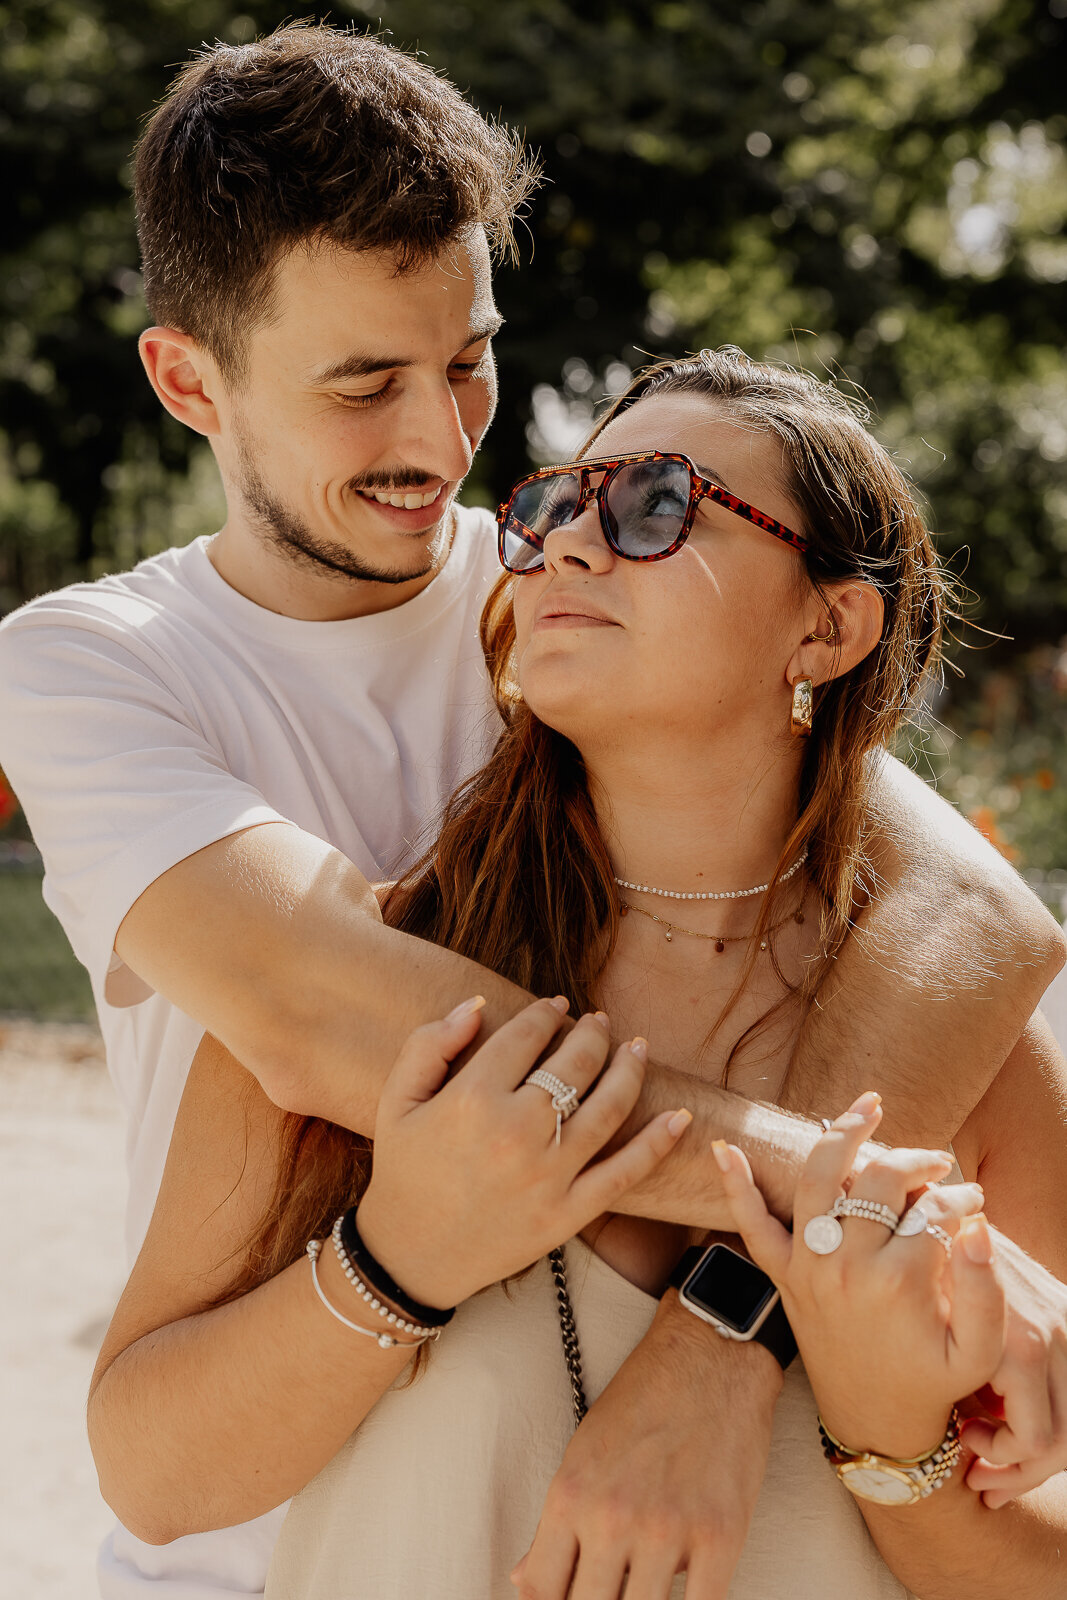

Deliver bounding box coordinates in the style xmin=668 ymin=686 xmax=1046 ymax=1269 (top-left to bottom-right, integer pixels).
xmin=356 ymin=996 xmax=691 ymax=1309
xmin=713 ymin=1093 xmax=1006 ymax=1460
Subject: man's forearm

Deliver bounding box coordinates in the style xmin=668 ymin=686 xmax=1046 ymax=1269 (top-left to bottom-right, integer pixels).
xmin=117 ymin=825 xmax=827 ymax=1215
xmin=117 ymin=824 xmax=536 ymax=1133
xmin=612 ymin=1066 xmax=823 ymax=1227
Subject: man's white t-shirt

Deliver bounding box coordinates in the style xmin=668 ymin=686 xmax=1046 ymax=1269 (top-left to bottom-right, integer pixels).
xmin=0 ymin=507 xmax=502 ymax=1599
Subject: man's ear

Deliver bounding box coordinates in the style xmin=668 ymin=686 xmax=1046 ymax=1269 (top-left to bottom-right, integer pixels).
xmin=139 ymin=327 xmax=225 ymax=438
xmin=785 ymin=580 xmax=885 ymax=689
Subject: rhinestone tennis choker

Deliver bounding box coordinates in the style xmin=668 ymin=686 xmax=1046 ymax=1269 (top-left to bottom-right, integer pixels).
xmin=614 ymin=849 xmax=808 ymax=903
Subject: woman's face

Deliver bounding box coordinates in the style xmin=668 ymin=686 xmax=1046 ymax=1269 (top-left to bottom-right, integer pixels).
xmin=510 ymin=392 xmax=815 ymax=757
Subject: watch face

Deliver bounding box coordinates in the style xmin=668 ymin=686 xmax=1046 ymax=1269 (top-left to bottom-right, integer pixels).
xmin=682 ymin=1245 xmax=778 ymax=1335
xmin=839 ymin=1463 xmax=920 ymax=1506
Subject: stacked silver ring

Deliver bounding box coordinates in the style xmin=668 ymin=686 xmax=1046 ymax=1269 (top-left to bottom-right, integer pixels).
xmin=832 ymin=1196 xmax=900 ymax=1230
xmin=525 ymin=1068 xmax=581 ymax=1145
xmin=803 ymin=1194 xmax=900 ymax=1255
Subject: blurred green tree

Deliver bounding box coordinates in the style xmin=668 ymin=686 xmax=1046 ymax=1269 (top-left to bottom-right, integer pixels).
xmin=2 ymin=1 xmax=1066 ymax=867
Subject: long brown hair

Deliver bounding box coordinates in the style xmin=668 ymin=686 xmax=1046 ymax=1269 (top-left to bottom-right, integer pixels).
xmin=220 ymin=346 xmax=948 ymax=1303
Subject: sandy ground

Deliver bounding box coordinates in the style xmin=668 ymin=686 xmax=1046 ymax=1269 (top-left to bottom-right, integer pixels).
xmin=0 ymin=1020 xmax=126 ymax=1599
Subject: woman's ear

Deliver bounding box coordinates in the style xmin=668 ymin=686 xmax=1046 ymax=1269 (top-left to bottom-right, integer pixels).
xmin=785 ymin=580 xmax=884 ymax=688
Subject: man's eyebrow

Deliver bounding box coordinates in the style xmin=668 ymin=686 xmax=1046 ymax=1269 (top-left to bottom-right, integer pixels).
xmin=308 ymin=315 xmax=504 ymax=387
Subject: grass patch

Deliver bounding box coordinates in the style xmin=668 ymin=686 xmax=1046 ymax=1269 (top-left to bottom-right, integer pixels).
xmin=0 ymin=869 xmax=96 ymax=1021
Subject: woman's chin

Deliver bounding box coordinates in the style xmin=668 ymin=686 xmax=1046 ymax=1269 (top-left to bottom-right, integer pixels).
xmin=521 ymin=684 xmax=610 ymax=747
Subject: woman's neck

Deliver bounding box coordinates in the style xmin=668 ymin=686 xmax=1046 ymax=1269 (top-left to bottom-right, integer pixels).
xmin=586 ymin=732 xmax=804 ymax=928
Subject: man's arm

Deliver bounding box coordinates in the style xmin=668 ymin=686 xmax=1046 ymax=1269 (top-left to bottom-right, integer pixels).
xmin=117 ymin=823 xmax=814 ymax=1223
xmin=119 ymin=753 xmax=1063 ymax=1221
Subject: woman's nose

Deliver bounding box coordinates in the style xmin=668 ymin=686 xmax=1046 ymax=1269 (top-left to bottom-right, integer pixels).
xmin=542 ymin=499 xmax=613 ymax=574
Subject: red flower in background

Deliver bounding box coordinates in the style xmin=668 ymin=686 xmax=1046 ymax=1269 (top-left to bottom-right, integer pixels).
xmin=0 ymin=770 xmax=18 ymax=827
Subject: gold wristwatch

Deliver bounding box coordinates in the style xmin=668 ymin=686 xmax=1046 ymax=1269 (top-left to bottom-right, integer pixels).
xmin=818 ymin=1409 xmax=962 ymax=1506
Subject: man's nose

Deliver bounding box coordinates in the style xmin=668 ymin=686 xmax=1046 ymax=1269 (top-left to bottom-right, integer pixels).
xmin=395 ymin=380 xmax=475 ymax=484
xmin=542 ymin=499 xmax=613 ymax=573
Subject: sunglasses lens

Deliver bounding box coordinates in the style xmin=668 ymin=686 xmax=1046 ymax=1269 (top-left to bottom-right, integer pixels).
xmin=604 ymin=459 xmax=690 ymax=557
xmin=500 ymin=472 xmax=583 ymax=572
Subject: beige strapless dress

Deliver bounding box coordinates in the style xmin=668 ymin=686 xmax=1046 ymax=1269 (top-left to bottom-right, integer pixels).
xmin=267 ymin=1237 xmax=915 ymax=1598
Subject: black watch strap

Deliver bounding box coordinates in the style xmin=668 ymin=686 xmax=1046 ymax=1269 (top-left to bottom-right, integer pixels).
xmin=669 ymin=1246 xmax=798 ymax=1370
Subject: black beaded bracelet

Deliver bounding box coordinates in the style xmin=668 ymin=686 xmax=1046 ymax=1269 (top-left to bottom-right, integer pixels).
xmin=339 ymin=1207 xmax=456 ymax=1329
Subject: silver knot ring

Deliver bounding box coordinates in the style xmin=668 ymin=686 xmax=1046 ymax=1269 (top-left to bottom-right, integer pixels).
xmin=896 ymin=1205 xmax=953 ymax=1256
xmin=525 ymin=1068 xmax=581 ymax=1146
xmin=803 ymin=1195 xmax=901 ymax=1256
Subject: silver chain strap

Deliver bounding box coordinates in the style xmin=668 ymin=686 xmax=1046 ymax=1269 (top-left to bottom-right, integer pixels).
xmin=548 ymin=1244 xmax=588 ymax=1430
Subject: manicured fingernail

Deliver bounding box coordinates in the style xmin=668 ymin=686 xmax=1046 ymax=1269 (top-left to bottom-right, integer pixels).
xmin=445 ymin=995 xmax=486 ymax=1022
xmin=548 ymin=995 xmax=570 ymax=1013
xmin=848 ymin=1091 xmax=881 ymax=1117
xmin=594 ymin=1010 xmax=610 ymax=1028
xmin=711 ymin=1137 xmax=730 ymax=1170
xmin=961 ymin=1213 xmax=993 ymax=1264
xmin=668 ymin=1108 xmax=693 ymax=1137
xmin=629 ymin=1035 xmax=648 ymax=1062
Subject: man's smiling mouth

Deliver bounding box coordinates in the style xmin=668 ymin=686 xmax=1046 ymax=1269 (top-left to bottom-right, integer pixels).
xmin=357 ymin=486 xmax=445 ymax=510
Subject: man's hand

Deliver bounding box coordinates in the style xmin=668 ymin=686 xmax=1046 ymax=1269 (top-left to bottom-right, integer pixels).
xmin=511 ymin=1292 xmax=782 ymax=1600
xmin=962 ymin=1232 xmax=1067 ymax=1507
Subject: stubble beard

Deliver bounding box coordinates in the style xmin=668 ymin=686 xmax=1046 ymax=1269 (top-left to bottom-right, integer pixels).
xmin=237 ymin=436 xmax=452 ymax=588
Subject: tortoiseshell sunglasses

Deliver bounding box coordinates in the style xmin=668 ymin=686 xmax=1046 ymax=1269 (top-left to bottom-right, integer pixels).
xmin=496 ymin=450 xmax=808 ymax=574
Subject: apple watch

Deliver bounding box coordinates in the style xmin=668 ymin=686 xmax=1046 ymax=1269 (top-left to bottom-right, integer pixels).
xmin=669 ymin=1243 xmax=797 ymax=1369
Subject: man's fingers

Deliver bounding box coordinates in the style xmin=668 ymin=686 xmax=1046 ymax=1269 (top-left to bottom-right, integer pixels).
xmin=567 ymin=1547 xmax=629 ymax=1600
xmin=945 ymin=1216 xmax=1006 ymax=1383
xmin=713 ymin=1142 xmax=792 ymax=1282
xmin=987 ymin=1357 xmax=1055 ymax=1468
xmin=965 ymin=1455 xmax=1049 ymax=1507
xmin=384 ymin=998 xmax=486 ymax=1114
xmin=510 ymin=1526 xmax=579 ymax=1598
xmin=681 ymin=1544 xmax=735 ymax=1600
xmin=913 ymin=1183 xmax=986 ymax=1235
xmin=959 ymin=1417 xmax=1002 ymax=1461
xmin=569 ymin=1107 xmax=691 ymax=1219
xmin=617 ymin=1550 xmax=682 ymax=1600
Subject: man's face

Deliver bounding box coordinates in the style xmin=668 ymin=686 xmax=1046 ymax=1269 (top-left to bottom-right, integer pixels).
xmin=214 ymin=228 xmax=500 ymax=596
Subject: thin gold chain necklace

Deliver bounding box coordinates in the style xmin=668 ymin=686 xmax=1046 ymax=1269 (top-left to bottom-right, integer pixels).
xmin=619 ymin=899 xmax=805 ymax=950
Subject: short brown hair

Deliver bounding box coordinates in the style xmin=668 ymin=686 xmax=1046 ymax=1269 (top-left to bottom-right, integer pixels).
xmin=133 ymin=22 xmax=537 ymax=376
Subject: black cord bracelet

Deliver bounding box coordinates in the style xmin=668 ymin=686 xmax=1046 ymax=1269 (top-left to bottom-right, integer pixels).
xmin=339 ymin=1207 xmax=456 ymax=1329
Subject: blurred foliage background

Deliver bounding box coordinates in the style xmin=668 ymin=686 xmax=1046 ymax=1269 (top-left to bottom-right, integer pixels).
xmin=1 ymin=0 xmax=1066 ymax=1011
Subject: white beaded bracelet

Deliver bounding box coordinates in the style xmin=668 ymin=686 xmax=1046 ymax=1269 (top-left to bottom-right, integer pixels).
xmin=329 ymin=1216 xmax=441 ymax=1342
xmin=305 ymin=1239 xmax=428 ymax=1349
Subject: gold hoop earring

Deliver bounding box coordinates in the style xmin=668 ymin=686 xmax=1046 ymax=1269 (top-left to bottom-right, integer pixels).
xmin=790 ymin=676 xmax=814 ymax=737
xmin=806 ymin=622 xmax=836 ymax=644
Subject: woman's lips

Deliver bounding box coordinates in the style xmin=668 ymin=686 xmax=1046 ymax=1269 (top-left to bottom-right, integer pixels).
xmin=533 ymin=590 xmax=618 ymax=630
xmin=533 ymin=611 xmax=617 ymax=630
